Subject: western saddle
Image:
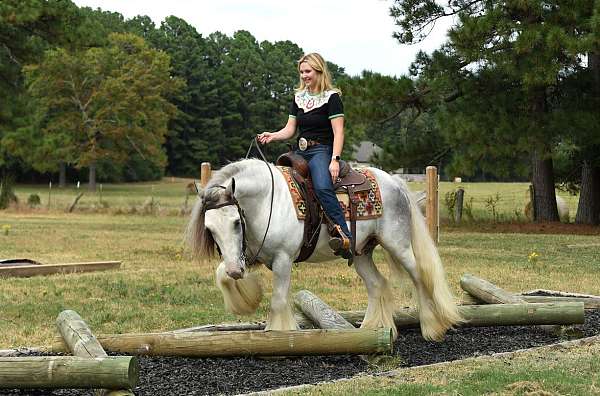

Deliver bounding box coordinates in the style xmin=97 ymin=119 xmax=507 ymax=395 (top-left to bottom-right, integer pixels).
xmin=276 ymin=151 xmax=373 ymax=265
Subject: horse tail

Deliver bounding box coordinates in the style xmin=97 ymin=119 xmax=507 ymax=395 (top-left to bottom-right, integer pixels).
xmin=400 ymin=178 xmax=463 ymax=341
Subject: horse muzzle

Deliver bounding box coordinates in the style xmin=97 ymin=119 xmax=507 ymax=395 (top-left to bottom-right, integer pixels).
xmin=225 ymin=262 xmax=246 ymax=280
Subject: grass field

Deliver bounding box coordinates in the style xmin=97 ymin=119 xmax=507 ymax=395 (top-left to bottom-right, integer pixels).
xmin=1 ymin=179 xmax=599 ymax=394
xmin=11 ymin=176 xmax=580 ymax=222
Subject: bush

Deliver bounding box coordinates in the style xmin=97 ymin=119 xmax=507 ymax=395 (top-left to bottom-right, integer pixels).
xmin=27 ymin=193 xmax=41 ymax=208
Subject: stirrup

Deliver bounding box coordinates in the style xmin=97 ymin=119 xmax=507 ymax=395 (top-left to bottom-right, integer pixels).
xmin=328 ymin=225 xmax=352 ymax=259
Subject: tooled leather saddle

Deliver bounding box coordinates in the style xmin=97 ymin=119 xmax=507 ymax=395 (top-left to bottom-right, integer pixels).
xmin=276 ymin=151 xmax=372 ymax=265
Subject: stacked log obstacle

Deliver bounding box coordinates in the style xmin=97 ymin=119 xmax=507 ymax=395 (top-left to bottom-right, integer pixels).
xmin=0 ymin=310 xmax=138 ymax=392
xmin=57 ymin=310 xmax=137 ymax=395
xmin=459 ymin=273 xmax=588 ymax=334
xmin=292 ymin=288 xmax=583 ymax=331
xmin=0 ymin=261 xmax=121 ymax=278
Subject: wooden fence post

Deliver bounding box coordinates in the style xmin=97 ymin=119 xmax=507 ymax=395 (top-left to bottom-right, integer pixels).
xmin=426 ymin=166 xmax=439 ymax=243
xmin=200 ymin=162 xmax=212 ymax=188
xmin=455 ymin=187 xmax=464 ymax=223
xmin=529 ymin=184 xmax=536 ymax=221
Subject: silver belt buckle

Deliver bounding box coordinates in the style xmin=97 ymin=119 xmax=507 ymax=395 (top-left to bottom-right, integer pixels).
xmin=298 ymin=137 xmax=308 ymax=151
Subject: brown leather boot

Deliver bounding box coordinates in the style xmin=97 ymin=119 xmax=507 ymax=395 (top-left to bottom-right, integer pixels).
xmin=328 ymin=225 xmax=352 ymax=260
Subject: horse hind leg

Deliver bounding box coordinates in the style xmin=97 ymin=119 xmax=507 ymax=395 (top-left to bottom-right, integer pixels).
xmin=265 ymin=255 xmax=298 ymax=331
xmin=353 ymin=252 xmax=398 ymax=340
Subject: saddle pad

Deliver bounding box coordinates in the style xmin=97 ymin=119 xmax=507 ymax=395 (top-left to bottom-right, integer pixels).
xmin=277 ymin=166 xmax=383 ymax=220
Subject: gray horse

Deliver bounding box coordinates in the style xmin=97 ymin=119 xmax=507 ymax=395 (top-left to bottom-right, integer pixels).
xmin=186 ymin=159 xmax=461 ymax=341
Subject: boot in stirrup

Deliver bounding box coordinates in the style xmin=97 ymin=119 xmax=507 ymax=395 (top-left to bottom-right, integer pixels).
xmin=328 ymin=225 xmax=353 ymax=260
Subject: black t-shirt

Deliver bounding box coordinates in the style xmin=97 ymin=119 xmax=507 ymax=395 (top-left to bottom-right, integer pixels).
xmin=289 ymin=90 xmax=344 ymax=146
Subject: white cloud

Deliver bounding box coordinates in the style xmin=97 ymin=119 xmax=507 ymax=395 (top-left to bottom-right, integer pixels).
xmin=72 ymin=0 xmax=451 ymax=77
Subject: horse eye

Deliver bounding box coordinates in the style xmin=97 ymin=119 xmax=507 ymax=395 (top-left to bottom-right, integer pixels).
xmin=233 ymin=219 xmax=241 ymax=228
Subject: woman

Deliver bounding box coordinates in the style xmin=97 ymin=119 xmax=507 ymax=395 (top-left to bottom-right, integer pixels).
xmin=257 ymin=53 xmax=352 ymax=259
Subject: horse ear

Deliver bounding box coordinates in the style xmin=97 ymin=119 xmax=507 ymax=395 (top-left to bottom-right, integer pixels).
xmin=226 ymin=178 xmax=236 ymax=196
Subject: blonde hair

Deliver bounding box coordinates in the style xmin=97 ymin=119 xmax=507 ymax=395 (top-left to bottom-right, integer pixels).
xmin=296 ymin=53 xmax=341 ymax=95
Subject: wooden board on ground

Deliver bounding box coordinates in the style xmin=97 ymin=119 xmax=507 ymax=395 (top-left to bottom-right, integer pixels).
xmin=0 ymin=261 xmax=121 ymax=278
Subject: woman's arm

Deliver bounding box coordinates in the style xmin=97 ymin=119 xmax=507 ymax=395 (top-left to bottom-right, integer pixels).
xmin=331 ymin=117 xmax=344 ymax=158
xmin=329 ymin=116 xmax=345 ymax=181
xmin=257 ymin=118 xmax=297 ymax=144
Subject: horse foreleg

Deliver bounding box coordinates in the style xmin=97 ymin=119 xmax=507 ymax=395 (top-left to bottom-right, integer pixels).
xmin=265 ymin=255 xmax=298 ymax=331
xmin=353 ymin=253 xmax=398 ymax=340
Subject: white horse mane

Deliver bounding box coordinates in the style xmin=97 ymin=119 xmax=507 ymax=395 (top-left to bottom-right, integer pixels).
xmin=205 ymin=159 xmax=269 ymax=190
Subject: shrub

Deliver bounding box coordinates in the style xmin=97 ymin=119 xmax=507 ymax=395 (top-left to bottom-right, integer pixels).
xmin=27 ymin=193 xmax=41 ymax=208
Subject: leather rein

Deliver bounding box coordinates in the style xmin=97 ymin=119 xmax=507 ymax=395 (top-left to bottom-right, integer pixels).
xmin=201 ymin=137 xmax=275 ymax=266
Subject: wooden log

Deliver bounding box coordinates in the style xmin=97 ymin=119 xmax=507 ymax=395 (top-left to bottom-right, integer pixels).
xmin=0 ymin=261 xmax=121 ymax=278
xmin=57 ymin=310 xmax=108 ymax=358
xmin=0 ymin=356 xmax=138 ymax=390
xmin=48 ymin=328 xmax=392 ymax=357
xmin=520 ymin=289 xmax=600 ymax=299
xmin=294 ymin=290 xmax=354 ymax=330
xmin=57 ymin=310 xmax=135 ymax=396
xmin=460 ymin=274 xmax=526 ymax=304
xmin=336 ymin=302 xmax=584 ymax=329
xmin=519 ymin=295 xmax=600 ymax=309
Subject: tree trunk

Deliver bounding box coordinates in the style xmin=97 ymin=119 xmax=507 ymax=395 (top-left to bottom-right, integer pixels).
xmin=531 ymin=149 xmax=559 ymax=222
xmin=59 ymin=162 xmax=66 ymax=188
xmin=88 ymin=162 xmax=97 ymax=192
xmin=575 ymin=160 xmax=600 ymax=225
xmin=575 ymin=51 xmax=600 ymax=225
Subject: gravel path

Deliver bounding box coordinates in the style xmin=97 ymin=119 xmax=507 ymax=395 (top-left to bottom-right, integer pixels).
xmin=3 ymin=309 xmax=599 ymax=396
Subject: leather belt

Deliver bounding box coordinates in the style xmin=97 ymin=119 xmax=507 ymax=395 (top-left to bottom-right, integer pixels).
xmin=298 ymin=137 xmax=320 ymax=151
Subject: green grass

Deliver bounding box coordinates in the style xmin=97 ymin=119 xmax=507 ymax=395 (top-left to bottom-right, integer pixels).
xmin=11 ymin=177 xmax=194 ymax=214
xmin=10 ymin=178 xmax=579 ymax=222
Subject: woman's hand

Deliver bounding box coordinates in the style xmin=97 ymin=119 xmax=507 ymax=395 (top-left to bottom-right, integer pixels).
xmin=329 ymin=159 xmax=340 ymax=183
xmin=257 ymin=132 xmax=276 ymax=145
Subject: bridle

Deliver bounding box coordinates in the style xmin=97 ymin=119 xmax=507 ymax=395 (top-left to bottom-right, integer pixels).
xmin=200 ymin=137 xmax=275 ymax=266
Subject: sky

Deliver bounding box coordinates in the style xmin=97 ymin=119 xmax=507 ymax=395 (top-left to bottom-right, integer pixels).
xmin=71 ymin=0 xmax=452 ymax=77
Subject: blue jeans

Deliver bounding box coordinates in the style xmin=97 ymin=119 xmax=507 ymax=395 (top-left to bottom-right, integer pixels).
xmin=296 ymin=145 xmax=352 ymax=239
